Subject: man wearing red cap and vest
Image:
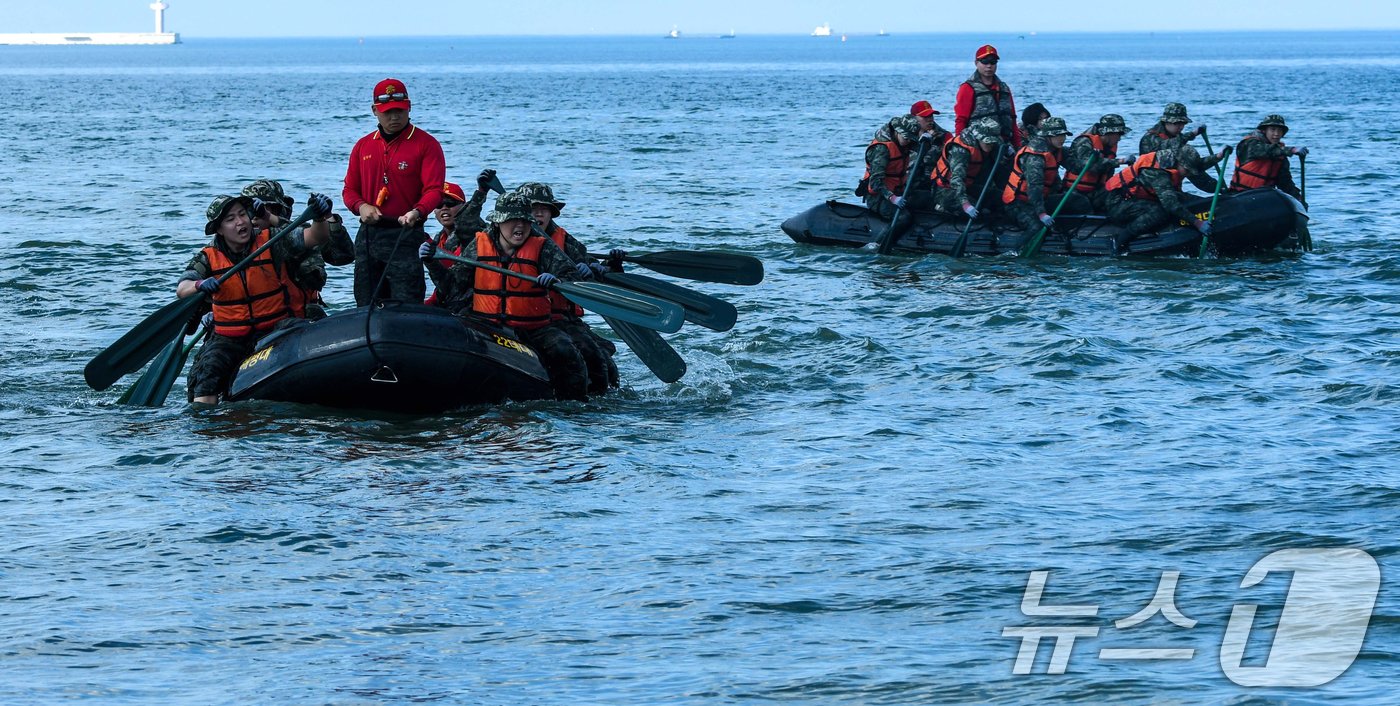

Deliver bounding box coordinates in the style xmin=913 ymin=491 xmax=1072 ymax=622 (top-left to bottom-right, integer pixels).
xmin=1229 ymin=114 xmax=1306 ymax=204
xmin=343 ymin=78 xmax=446 ymax=307
xmin=178 ymin=192 xmax=333 ymax=404
xmin=423 ymin=192 xmax=593 ymax=401
xmin=955 ymin=45 xmax=1021 ymax=149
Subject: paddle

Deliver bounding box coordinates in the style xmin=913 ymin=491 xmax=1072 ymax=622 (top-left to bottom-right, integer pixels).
xmin=1196 ymin=146 xmax=1233 ymax=259
xmin=949 ymin=143 xmax=1005 ymax=258
xmin=875 ymin=135 xmax=933 ymax=255
xmin=84 ymin=204 xmax=319 ymax=391
xmin=1297 ymin=154 xmax=1312 ymax=251
xmin=587 ymin=250 xmax=764 ymax=286
xmin=433 ymin=250 xmax=685 ymax=333
xmin=602 ymin=316 xmax=687 ymax=383
xmin=1020 ymin=152 xmax=1099 ymax=258
xmin=119 ymin=322 xmax=209 ymax=407
xmin=599 ymin=271 xmax=737 ymax=332
xmin=1200 ymin=128 xmax=1227 ymax=182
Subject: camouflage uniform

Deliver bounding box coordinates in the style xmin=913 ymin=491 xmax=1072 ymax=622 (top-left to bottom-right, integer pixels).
xmin=456 ymin=185 xmax=490 ymax=235
xmin=875 ymin=119 xmax=950 ymax=195
xmin=425 ymin=193 xmax=592 ymax=400
xmin=1231 ymin=115 xmax=1302 ymax=201
xmin=931 ymin=118 xmax=1002 ymax=216
xmin=863 ymin=116 xmax=926 ymax=237
xmin=1001 ymin=119 xmax=1090 ymax=245
xmin=1107 ymin=146 xmax=1220 ymax=239
xmin=514 ymin=182 xmax=618 ymax=394
xmin=354 ymin=221 xmax=429 ymax=307
xmin=183 ymin=195 xmax=313 ymax=401
xmin=1061 ymin=114 xmax=1131 ymax=213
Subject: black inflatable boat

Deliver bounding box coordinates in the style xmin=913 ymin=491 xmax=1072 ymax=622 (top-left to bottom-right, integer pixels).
xmin=781 ymin=188 xmax=1307 ymax=257
xmin=227 ymin=303 xmax=553 ymax=413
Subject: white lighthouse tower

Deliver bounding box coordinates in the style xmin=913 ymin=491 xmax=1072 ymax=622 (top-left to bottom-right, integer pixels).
xmin=151 ymin=2 xmax=168 ymax=34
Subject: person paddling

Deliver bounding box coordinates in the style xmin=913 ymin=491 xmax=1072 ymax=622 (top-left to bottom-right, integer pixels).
xmin=421 ymin=193 xmax=593 ymax=401
xmin=515 ymin=181 xmax=620 ymax=394
xmin=1104 ymin=145 xmax=1220 ymax=251
xmin=242 ymin=179 xmax=353 ymax=320
xmin=1001 ymin=116 xmax=1087 ymax=247
xmin=931 ymin=117 xmax=1003 ymax=221
xmin=858 ymin=115 xmax=924 ymax=240
xmin=1139 ymin=102 xmax=1226 ymax=174
xmin=1229 ymin=114 xmax=1306 ymax=204
xmin=179 ymin=193 xmax=332 ymax=404
xmin=342 ymin=78 xmax=446 ymax=306
xmin=1062 ymin=114 xmax=1133 ymax=213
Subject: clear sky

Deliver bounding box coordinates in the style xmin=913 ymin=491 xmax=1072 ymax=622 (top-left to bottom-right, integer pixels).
xmin=2 ymin=0 xmax=1397 ymax=36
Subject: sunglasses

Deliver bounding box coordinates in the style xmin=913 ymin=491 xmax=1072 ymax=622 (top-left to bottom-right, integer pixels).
xmin=978 ymin=58 xmax=998 ymax=65
xmin=375 ymin=91 xmax=407 ymax=104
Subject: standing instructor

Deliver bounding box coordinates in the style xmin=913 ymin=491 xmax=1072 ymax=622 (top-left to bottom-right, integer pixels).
xmin=343 ymin=78 xmax=446 ymax=305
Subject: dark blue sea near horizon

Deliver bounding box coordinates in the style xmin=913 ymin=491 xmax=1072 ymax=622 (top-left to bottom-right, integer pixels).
xmin=1 ymin=30 xmax=1397 ymax=703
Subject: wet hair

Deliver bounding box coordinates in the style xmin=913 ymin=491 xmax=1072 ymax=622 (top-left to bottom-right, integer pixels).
xmin=1021 ymin=103 xmax=1050 ymax=128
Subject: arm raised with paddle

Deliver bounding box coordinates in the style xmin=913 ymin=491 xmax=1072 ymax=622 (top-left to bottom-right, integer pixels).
xmin=84 ymin=194 xmax=333 ymax=392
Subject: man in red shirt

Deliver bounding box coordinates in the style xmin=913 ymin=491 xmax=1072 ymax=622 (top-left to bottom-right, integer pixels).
xmin=342 ymin=78 xmax=446 ymax=306
xmin=954 ymin=45 xmax=1020 ymax=149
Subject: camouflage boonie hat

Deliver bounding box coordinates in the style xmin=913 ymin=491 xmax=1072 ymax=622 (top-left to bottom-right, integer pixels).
xmin=889 ymin=115 xmax=922 ymax=142
xmin=971 ymin=116 xmax=1003 ymax=144
xmin=204 ymin=194 xmax=257 ymax=235
xmin=513 ymin=182 xmax=566 ymax=216
xmin=1257 ymin=114 xmax=1289 ymax=134
xmin=1153 ymin=148 xmax=1177 ymax=170
xmin=241 ymin=179 xmax=294 ymax=209
xmin=1160 ymin=102 xmax=1191 ymax=124
xmin=486 ymin=193 xmax=537 ymax=226
xmin=1175 ymin=145 xmax=1205 ymax=174
xmin=1038 ymin=116 xmax=1071 ymax=137
xmin=1096 ymin=113 xmax=1129 ymax=134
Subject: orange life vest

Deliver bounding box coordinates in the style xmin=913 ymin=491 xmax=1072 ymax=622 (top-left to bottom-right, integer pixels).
xmin=1064 ymin=134 xmax=1116 ymax=192
xmin=203 ymin=230 xmax=292 ymax=338
xmin=1001 ymin=145 xmax=1061 ymax=204
xmin=546 ymin=225 xmax=584 ymax=321
xmin=861 ymin=138 xmax=908 ymax=196
xmin=1104 ymin=152 xmax=1183 ymax=202
xmin=932 ymin=135 xmax=987 ymax=192
xmin=471 ymin=232 xmax=552 ymax=330
xmin=1229 ymin=135 xmax=1285 ymax=192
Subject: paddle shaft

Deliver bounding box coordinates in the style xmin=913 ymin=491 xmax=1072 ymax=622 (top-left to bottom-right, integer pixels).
xmin=950 ymin=143 xmax=1005 ymax=258
xmin=587 ymin=250 xmax=763 ymax=286
xmin=875 ymin=135 xmax=933 ymax=255
xmin=1020 ymin=151 xmax=1099 ymax=257
xmin=1197 ymin=146 xmax=1233 ymax=258
xmin=1200 ymin=130 xmax=1226 ymax=182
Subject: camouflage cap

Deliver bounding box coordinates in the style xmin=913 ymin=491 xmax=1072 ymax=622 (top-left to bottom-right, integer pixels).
xmin=204 ymin=195 xmax=258 ymax=235
xmin=1160 ymin=102 xmax=1191 ymax=124
xmin=1096 ymin=113 xmax=1129 ymax=135
xmin=513 ymin=182 xmax=566 ymax=216
xmin=486 ymin=192 xmax=537 ymax=226
xmin=971 ymin=116 xmax=1003 ymax=144
xmin=241 ymin=179 xmax=294 ymax=214
xmin=889 ymin=115 xmax=922 ymax=142
xmin=1038 ymin=116 xmax=1071 ymax=137
xmin=1257 ymin=114 xmax=1289 ymax=134
xmin=1153 ymin=148 xmax=1177 ymax=170
xmin=1175 ymin=145 xmax=1205 ymax=174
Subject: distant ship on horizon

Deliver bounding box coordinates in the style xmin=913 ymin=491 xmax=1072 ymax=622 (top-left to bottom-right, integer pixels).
xmin=666 ymin=26 xmax=680 ymax=39
xmin=0 ymin=1 xmax=179 ymax=46
xmin=811 ymin=23 xmax=832 ymax=37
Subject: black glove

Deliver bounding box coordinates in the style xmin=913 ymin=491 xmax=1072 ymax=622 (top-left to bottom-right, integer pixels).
xmin=308 ymin=192 xmax=334 ymax=219
xmin=573 ymin=262 xmax=594 ymax=280
xmin=476 ymin=168 xmax=496 ymax=192
xmin=196 ymin=277 xmax=221 ymax=294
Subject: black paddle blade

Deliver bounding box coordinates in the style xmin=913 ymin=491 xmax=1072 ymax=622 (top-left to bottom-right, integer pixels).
xmin=593 ymin=250 xmax=765 ymax=285
xmin=601 ymin=271 xmax=737 ymax=332
xmin=85 ymin=294 xmax=205 ymax=391
xmin=602 ymin=316 xmax=686 ymax=383
xmin=556 ymin=281 xmax=685 ymax=333
xmin=488 ymin=174 xmax=506 ymax=195
xmin=120 ymin=330 xmax=185 ymax=406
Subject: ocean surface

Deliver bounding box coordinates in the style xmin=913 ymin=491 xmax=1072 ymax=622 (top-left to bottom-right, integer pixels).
xmin=1 ymin=31 xmax=1398 ymax=703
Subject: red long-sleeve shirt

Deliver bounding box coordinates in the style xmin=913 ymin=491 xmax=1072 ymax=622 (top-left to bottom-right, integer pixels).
xmin=343 ymin=124 xmax=446 ymax=220
xmin=954 ymin=80 xmax=1023 ymax=148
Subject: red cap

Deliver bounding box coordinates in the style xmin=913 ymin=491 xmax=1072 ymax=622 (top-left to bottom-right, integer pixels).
xmin=441 ymin=182 xmax=466 ymax=205
xmin=910 ymin=100 xmax=939 ymax=117
xmin=975 ymin=44 xmax=999 ymax=61
xmin=372 ymin=78 xmax=411 ymax=113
